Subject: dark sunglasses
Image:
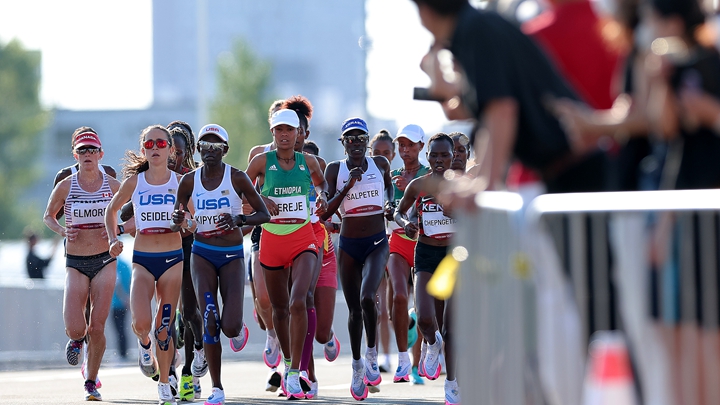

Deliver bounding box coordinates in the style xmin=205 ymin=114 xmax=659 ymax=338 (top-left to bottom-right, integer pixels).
xmin=198 ymin=141 xmax=226 ymax=152
xmin=75 ymin=147 xmax=101 ymax=155
xmin=341 ymin=134 xmax=369 ymax=145
xmin=144 ymin=138 xmax=169 ymax=149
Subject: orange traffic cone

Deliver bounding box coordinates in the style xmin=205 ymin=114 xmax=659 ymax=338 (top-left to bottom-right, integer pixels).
xmin=582 ymin=331 xmax=638 ymax=405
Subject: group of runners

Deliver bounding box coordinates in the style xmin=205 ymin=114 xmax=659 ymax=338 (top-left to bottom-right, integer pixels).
xmin=43 ymin=94 xmax=474 ymax=405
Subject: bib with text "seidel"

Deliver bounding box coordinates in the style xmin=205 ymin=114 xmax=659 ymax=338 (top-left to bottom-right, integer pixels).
xmin=132 ymin=172 xmax=179 ymax=234
xmin=262 ymin=151 xmax=311 ymax=236
xmin=417 ymin=193 xmax=455 ymax=240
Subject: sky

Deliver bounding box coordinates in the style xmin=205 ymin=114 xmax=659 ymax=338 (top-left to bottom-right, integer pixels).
xmin=0 ymin=0 xmax=447 ymax=132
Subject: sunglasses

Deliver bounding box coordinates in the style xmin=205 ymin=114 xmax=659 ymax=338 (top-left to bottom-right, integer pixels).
xmin=143 ymin=138 xmax=169 ymax=149
xmin=341 ymin=134 xmax=369 ymax=145
xmin=198 ymin=140 xmax=226 ymax=152
xmin=75 ymin=147 xmax=101 ymax=155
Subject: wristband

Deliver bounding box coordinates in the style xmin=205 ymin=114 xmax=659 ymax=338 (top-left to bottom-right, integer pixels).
xmin=117 ymin=224 xmax=125 ymax=235
xmin=238 ymin=214 xmax=247 ymax=226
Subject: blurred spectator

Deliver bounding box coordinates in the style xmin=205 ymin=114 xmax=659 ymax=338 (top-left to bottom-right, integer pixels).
xmin=25 ymin=231 xmax=59 ymax=279
xmin=506 ymin=0 xmax=624 ymax=194
xmin=414 ymin=0 xmax=608 ymax=197
xmin=110 ymin=257 xmax=132 ymax=359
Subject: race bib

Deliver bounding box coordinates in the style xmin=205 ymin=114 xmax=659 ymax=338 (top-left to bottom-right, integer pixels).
xmin=70 ymin=201 xmax=107 ymax=229
xmin=343 ymin=181 xmax=384 ymax=215
xmin=270 ymin=195 xmax=308 ymax=224
xmin=194 ymin=208 xmax=232 ymax=237
xmin=422 ymin=210 xmax=455 ymax=239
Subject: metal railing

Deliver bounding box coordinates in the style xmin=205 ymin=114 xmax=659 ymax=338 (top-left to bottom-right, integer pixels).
xmin=456 ymin=190 xmax=720 ymax=405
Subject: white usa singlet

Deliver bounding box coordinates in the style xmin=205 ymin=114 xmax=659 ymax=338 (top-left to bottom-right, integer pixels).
xmin=131 ymin=172 xmax=178 ymax=234
xmin=64 ymin=173 xmax=113 ymax=229
xmin=336 ymin=157 xmax=384 ymax=218
xmin=192 ymin=164 xmax=243 ymax=237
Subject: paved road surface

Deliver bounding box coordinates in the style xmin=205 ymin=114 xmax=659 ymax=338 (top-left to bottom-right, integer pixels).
xmin=3 ymin=356 xmax=446 ymax=404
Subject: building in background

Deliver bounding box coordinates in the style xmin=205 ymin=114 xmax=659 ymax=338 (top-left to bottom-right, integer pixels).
xmin=29 ymin=0 xmax=366 ymax=201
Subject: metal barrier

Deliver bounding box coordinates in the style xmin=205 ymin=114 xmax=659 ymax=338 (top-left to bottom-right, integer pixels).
xmin=456 ymin=190 xmax=720 ymax=405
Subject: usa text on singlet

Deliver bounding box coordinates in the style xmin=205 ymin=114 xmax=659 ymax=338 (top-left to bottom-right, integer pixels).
xmin=65 ymin=173 xmax=114 ymax=229
xmin=261 ymin=151 xmax=311 ymax=236
xmin=336 ymin=157 xmax=385 ymax=217
xmin=417 ymin=193 xmax=455 ymax=240
xmin=132 ymin=172 xmax=178 ymax=234
xmin=192 ymin=163 xmax=243 ymax=238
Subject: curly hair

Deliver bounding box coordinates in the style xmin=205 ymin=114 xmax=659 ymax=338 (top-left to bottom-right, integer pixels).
xmin=168 ymin=125 xmax=196 ymax=171
xmin=370 ymin=129 xmax=395 ymax=152
xmin=122 ymin=125 xmax=173 ymax=179
xmin=167 ymin=120 xmax=196 ymax=154
xmin=282 ymin=95 xmax=313 ymax=130
xmin=267 ymin=99 xmax=286 ymax=125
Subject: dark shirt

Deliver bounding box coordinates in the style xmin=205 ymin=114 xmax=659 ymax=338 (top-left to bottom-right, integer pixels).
xmin=26 ymin=249 xmax=51 ymax=279
xmin=450 ymin=4 xmax=577 ymax=172
xmin=671 ymin=47 xmax=720 ymax=190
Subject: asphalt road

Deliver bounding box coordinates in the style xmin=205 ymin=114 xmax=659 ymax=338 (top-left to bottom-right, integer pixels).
xmin=2 ymin=356 xmax=446 ymax=404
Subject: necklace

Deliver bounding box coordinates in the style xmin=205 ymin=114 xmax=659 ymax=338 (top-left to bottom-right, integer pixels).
xmin=403 ymin=164 xmax=421 ymax=174
xmin=278 ymin=154 xmax=295 ymax=164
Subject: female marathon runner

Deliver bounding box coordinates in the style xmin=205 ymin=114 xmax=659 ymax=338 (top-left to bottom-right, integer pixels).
xmin=44 ymin=130 xmax=123 ymax=401
xmin=246 ymin=109 xmax=328 ymax=400
xmin=51 ymin=127 xmax=121 ymax=393
xmin=172 ymin=124 xmax=270 ymax=405
xmin=165 ymin=121 xmax=208 ymax=402
xmin=245 ymin=100 xmax=285 ymax=393
xmin=394 ymin=133 xmax=460 ymax=405
xmin=387 ymin=125 xmax=429 ymax=384
xmin=281 ymin=96 xmax=340 ymax=399
xmin=104 ymin=125 xmax=184 ymax=405
xmin=322 ymin=117 xmax=394 ymax=401
xmin=369 ymin=130 xmax=396 ymax=374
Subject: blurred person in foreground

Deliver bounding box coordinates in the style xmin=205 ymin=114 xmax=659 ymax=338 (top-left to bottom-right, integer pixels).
xmin=411 ymin=0 xmax=610 ymax=206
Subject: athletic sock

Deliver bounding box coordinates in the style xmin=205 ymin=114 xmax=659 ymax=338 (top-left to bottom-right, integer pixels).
xmin=194 ymin=341 xmax=203 ymax=351
xmin=352 ymin=358 xmax=363 ymax=370
xmin=267 ymin=328 xmax=277 ymax=339
xmin=366 ymin=346 xmax=377 ymax=357
xmin=300 ymin=308 xmax=316 ymax=371
xmin=140 ymin=339 xmax=151 ymax=350
xmin=398 ymin=351 xmax=410 ymax=363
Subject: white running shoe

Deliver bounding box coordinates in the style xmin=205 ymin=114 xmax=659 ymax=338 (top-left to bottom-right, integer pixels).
xmin=265 ymin=368 xmax=281 ymax=392
xmin=229 ymin=323 xmax=249 ymax=352
xmin=204 ymin=387 xmax=225 ymax=405
xmin=444 ymin=379 xmax=461 ymax=405
xmin=418 ymin=340 xmax=428 ymax=378
xmin=158 ymin=382 xmax=177 ymax=405
xmin=364 ymin=349 xmax=382 ymax=387
xmin=169 ymin=374 xmax=179 ymax=399
xmin=192 ymin=348 xmax=208 ymax=377
xmin=439 ymin=352 xmax=447 ymax=375
xmin=422 ymin=331 xmax=443 ymax=380
xmin=285 ymin=371 xmax=306 ymax=400
xmin=306 ymin=381 xmax=319 ymax=399
xmin=393 ymin=356 xmax=411 ymax=383
xmin=263 ymin=334 xmax=281 ymax=368
xmin=138 ymin=339 xmax=158 ymax=379
xmin=323 ymin=331 xmax=340 ymax=362
xmin=350 ymin=361 xmax=368 ymax=401
xmin=193 ymin=376 xmax=202 ymax=400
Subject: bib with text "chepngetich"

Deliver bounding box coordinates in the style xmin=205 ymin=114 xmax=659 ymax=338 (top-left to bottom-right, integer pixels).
xmin=418 ymin=194 xmax=455 ymax=240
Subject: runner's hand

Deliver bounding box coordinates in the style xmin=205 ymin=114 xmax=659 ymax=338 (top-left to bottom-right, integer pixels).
xmin=216 ymin=213 xmax=236 ymax=231
xmin=315 ymin=198 xmax=328 ymax=217
xmin=404 ymin=222 xmax=419 ymax=239
xmin=346 ymin=167 xmax=363 ymax=188
xmin=109 ymin=239 xmax=123 ymax=258
xmin=262 ymin=196 xmax=279 ymax=216
xmin=64 ymin=227 xmax=79 ymax=242
xmin=172 ymin=203 xmax=187 ymax=225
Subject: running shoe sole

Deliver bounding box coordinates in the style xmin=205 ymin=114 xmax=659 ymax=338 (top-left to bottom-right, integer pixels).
xmin=351 ymin=385 xmax=368 ymax=401
xmin=266 ymin=371 xmax=281 ymax=392
xmin=324 ymin=333 xmax=341 ymax=362
xmin=229 ymin=324 xmax=249 ymax=352
xmin=66 ymin=339 xmax=83 ymax=366
xmin=263 ymin=337 xmax=281 ymax=368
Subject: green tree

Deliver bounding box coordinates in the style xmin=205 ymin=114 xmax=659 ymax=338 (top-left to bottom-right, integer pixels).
xmin=210 ymin=38 xmax=276 ymax=167
xmin=0 ymin=39 xmax=49 ymax=239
